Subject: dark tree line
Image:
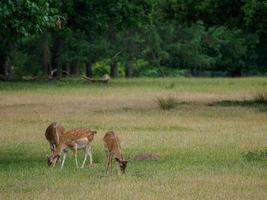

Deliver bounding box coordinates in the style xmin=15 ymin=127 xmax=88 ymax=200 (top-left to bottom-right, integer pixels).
xmin=1 ymin=0 xmax=267 ymax=80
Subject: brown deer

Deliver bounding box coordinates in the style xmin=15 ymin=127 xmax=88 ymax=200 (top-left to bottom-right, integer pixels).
xmin=45 ymin=122 xmax=65 ymax=154
xmin=103 ymin=131 xmax=128 ymax=175
xmin=48 ymin=128 xmax=97 ymax=168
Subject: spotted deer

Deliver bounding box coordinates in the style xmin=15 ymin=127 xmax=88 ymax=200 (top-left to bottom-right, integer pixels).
xmin=103 ymin=131 xmax=128 ymax=175
xmin=48 ymin=128 xmax=97 ymax=168
xmin=45 ymin=122 xmax=65 ymax=154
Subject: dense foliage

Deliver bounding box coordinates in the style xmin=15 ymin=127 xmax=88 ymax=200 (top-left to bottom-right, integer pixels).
xmin=0 ymin=0 xmax=267 ymax=79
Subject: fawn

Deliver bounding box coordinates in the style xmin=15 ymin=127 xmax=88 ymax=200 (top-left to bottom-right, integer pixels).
xmin=45 ymin=122 xmax=65 ymax=153
xmin=103 ymin=131 xmax=128 ymax=175
xmin=48 ymin=128 xmax=97 ymax=168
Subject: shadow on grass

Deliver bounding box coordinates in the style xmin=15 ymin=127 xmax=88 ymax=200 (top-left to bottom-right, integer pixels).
xmin=211 ymin=99 xmax=267 ymax=112
xmin=0 ymin=151 xmax=46 ymax=170
xmin=0 ymin=148 xmax=104 ymax=172
xmin=0 ymin=78 xmax=114 ymax=92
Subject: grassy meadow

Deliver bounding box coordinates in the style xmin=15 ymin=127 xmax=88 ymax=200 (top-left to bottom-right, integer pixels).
xmin=0 ymin=77 xmax=267 ymax=199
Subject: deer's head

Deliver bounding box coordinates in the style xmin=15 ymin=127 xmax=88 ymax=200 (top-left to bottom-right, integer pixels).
xmin=47 ymin=154 xmax=60 ymax=167
xmin=115 ymin=158 xmax=128 ymax=174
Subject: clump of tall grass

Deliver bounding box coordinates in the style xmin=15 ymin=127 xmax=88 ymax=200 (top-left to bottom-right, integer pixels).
xmin=253 ymin=91 xmax=267 ymax=105
xmin=156 ymin=96 xmax=178 ymax=110
xmin=213 ymin=91 xmax=267 ymax=110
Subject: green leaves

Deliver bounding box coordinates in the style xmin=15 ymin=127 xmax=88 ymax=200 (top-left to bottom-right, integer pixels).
xmin=2 ymin=0 xmax=267 ymax=78
xmin=0 ymin=0 xmax=58 ymax=40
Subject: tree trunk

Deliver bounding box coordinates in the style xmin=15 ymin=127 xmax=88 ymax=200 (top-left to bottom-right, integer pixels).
xmin=0 ymin=57 xmax=11 ymax=79
xmin=56 ymin=63 xmax=62 ymax=78
xmin=62 ymin=63 xmax=70 ymax=76
xmin=110 ymin=62 xmax=118 ymax=78
xmin=125 ymin=62 xmax=132 ymax=78
xmin=51 ymin=32 xmax=61 ymax=77
xmin=5 ymin=58 xmax=10 ymax=76
xmin=0 ymin=56 xmax=6 ymax=76
xmin=70 ymin=62 xmax=80 ymax=75
xmin=86 ymin=63 xmax=93 ymax=78
xmin=42 ymin=32 xmax=51 ymax=76
xmin=0 ymin=48 xmax=11 ymax=79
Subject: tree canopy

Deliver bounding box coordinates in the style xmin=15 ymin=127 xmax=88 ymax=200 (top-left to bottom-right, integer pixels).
xmin=0 ymin=0 xmax=267 ymax=79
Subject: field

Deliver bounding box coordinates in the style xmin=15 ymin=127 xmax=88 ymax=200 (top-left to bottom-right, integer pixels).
xmin=0 ymin=78 xmax=267 ymax=200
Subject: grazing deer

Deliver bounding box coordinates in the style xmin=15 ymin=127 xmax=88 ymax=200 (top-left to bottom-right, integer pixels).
xmin=103 ymin=131 xmax=128 ymax=175
xmin=45 ymin=122 xmax=65 ymax=154
xmin=48 ymin=128 xmax=97 ymax=168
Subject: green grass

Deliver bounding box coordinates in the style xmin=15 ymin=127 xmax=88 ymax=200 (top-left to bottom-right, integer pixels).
xmin=0 ymin=77 xmax=267 ymax=199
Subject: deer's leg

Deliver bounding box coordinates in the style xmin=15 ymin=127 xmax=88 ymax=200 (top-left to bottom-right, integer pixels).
xmin=109 ymin=154 xmax=113 ymax=174
xmin=81 ymin=147 xmax=88 ymax=168
xmin=116 ymin=162 xmax=122 ymax=176
xmin=105 ymin=153 xmax=109 ymax=174
xmin=105 ymin=150 xmax=108 ymax=174
xmin=73 ymin=145 xmax=79 ymax=168
xmin=106 ymin=153 xmax=111 ymax=174
xmin=88 ymin=145 xmax=93 ymax=165
xmin=104 ymin=149 xmax=108 ymax=170
xmin=61 ymin=151 xmax=67 ymax=169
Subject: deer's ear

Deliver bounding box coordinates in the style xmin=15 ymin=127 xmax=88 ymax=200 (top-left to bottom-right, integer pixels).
xmin=115 ymin=158 xmax=120 ymax=162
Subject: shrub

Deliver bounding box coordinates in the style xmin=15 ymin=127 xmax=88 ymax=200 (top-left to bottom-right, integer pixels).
xmin=93 ymin=61 xmax=125 ymax=78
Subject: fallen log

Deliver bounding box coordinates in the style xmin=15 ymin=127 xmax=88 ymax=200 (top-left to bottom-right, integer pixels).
xmin=83 ymin=74 xmax=110 ymax=83
xmin=22 ymin=75 xmax=53 ymax=81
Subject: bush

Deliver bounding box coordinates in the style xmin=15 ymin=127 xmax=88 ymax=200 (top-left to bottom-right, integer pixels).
xmin=133 ymin=59 xmax=184 ymax=77
xmin=93 ymin=61 xmax=125 ymax=78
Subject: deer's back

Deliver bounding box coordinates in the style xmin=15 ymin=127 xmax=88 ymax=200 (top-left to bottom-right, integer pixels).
xmin=103 ymin=131 xmax=121 ymax=152
xmin=62 ymin=128 xmax=96 ymax=144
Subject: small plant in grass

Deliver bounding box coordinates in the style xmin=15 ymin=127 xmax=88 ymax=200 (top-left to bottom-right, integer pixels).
xmin=156 ymin=96 xmax=178 ymax=110
xmin=165 ymin=82 xmax=175 ymax=89
xmin=242 ymin=149 xmax=267 ymax=162
xmin=253 ymin=91 xmax=267 ymax=105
